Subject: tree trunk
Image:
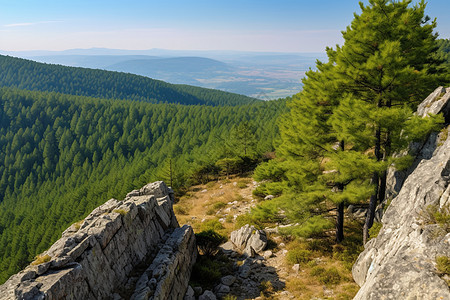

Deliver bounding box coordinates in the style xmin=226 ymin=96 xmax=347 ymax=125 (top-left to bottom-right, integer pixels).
xmin=336 ymin=140 xmax=345 ymax=243
xmin=336 ymin=201 xmax=344 ymax=243
xmin=363 ymin=125 xmax=382 ymax=244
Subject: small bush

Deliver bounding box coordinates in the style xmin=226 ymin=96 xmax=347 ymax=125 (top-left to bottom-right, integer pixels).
xmin=286 ymin=249 xmax=312 ymax=265
xmin=206 ymin=181 xmax=216 ymax=189
xmin=113 ymin=209 xmax=128 ymax=216
xmin=260 ymin=280 xmax=274 ymax=296
xmin=310 ymin=266 xmax=342 ymax=285
xmin=368 ymin=222 xmax=382 ymax=239
xmin=31 ymin=254 xmax=51 ymax=266
xmin=195 ymin=230 xmax=227 ymax=256
xmin=73 ymin=220 xmax=84 ymax=231
xmin=436 ymin=256 xmax=450 ymax=275
xmin=200 ymin=219 xmax=224 ymax=232
xmin=420 ymin=204 xmax=450 ymax=233
xmin=306 ymin=238 xmax=333 ymax=254
xmin=223 ymin=295 xmax=237 ymax=300
xmin=191 ymin=255 xmax=222 ymax=287
xmin=174 ymin=204 xmax=190 ymax=215
xmin=225 ymin=215 xmax=234 ymax=223
xmin=237 ymin=181 xmax=248 ymax=189
xmin=235 ymin=214 xmax=263 ymax=229
xmin=206 ymin=207 xmax=217 ymax=215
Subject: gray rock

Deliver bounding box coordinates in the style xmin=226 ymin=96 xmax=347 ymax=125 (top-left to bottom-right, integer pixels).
xmin=193 ymin=286 xmax=203 ymax=295
xmin=221 ymin=275 xmax=236 ymax=286
xmin=184 ymin=285 xmax=195 ymax=300
xmin=263 ymin=250 xmax=273 ymax=259
xmin=352 ymin=91 xmax=450 ymax=300
xmin=0 ymin=181 xmax=196 ymax=300
xmin=417 ymin=86 xmax=450 ymax=117
xmin=214 ymin=283 xmax=230 ymax=294
xmin=292 ymin=264 xmax=300 ymax=273
xmin=230 ymin=224 xmax=267 ymax=254
xmin=198 ymin=290 xmax=217 ymax=300
xmin=264 ymin=195 xmax=275 ymax=200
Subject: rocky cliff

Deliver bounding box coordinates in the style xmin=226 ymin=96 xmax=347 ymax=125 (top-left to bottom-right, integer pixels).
xmin=0 ymin=181 xmax=197 ymax=300
xmin=352 ymin=87 xmax=450 ymax=299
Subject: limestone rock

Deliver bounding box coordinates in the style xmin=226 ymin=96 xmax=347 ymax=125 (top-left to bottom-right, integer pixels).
xmin=0 ymin=181 xmax=196 ymax=300
xmin=221 ymin=275 xmax=236 ymax=286
xmin=198 ymin=290 xmax=217 ymax=300
xmin=416 ymin=86 xmax=450 ymax=118
xmin=230 ymin=224 xmax=267 ymax=255
xmin=352 ymin=125 xmax=450 ymax=297
xmin=184 ymin=286 xmax=195 ymax=300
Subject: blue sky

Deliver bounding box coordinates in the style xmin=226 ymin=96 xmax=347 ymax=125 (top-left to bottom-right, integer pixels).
xmin=1 ymin=0 xmax=449 ymax=53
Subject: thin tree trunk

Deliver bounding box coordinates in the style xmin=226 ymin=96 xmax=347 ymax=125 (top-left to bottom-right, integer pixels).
xmin=336 ymin=140 xmax=345 ymax=243
xmin=336 ymin=201 xmax=344 ymax=243
xmin=363 ymin=126 xmax=382 ymax=244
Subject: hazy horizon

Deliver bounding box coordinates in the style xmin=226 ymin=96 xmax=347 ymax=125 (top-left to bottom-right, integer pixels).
xmin=1 ymin=0 xmax=449 ymax=53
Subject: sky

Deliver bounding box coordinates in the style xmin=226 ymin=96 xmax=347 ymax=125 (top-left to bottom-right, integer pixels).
xmin=0 ymin=0 xmax=449 ymax=53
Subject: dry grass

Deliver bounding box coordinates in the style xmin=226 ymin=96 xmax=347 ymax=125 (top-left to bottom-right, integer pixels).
xmin=174 ymin=176 xmax=361 ymax=299
xmin=31 ymin=254 xmax=51 ymax=266
xmin=174 ymin=177 xmax=255 ymax=237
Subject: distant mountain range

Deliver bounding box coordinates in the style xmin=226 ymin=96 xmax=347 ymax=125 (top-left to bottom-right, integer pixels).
xmin=0 ymin=48 xmax=326 ymax=99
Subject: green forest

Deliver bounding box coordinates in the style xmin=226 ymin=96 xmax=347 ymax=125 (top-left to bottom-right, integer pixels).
xmin=0 ymin=84 xmax=284 ymax=282
xmin=0 ymin=55 xmax=258 ymax=106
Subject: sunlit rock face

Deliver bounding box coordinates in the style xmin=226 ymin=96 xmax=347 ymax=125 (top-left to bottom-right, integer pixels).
xmin=0 ymin=181 xmax=197 ymax=300
xmin=353 ymin=87 xmax=450 ymax=300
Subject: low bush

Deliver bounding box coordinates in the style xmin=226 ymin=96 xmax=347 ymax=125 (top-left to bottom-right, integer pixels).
xmin=286 ymin=249 xmax=312 ymax=265
xmin=368 ymin=222 xmax=382 ymax=239
xmin=310 ymin=266 xmax=342 ymax=285
xmin=31 ymin=254 xmax=51 ymax=266
xmin=195 ymin=230 xmax=227 ymax=256
xmin=200 ymin=219 xmax=224 ymax=232
xmin=436 ymin=256 xmax=450 ymax=275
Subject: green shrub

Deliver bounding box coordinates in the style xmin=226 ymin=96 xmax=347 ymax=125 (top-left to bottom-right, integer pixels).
xmin=174 ymin=204 xmax=190 ymax=215
xmin=237 ymin=181 xmax=248 ymax=189
xmin=436 ymin=256 xmax=450 ymax=275
xmin=113 ymin=209 xmax=128 ymax=216
xmin=280 ymin=216 xmax=333 ymax=238
xmin=200 ymin=219 xmax=224 ymax=232
xmin=235 ymin=214 xmax=263 ymax=229
xmin=306 ymin=238 xmax=333 ymax=254
xmin=368 ymin=222 xmax=382 ymax=239
xmin=31 ymin=254 xmax=51 ymax=266
xmin=190 ymin=255 xmax=222 ymax=286
xmin=286 ymin=249 xmax=312 ymax=265
xmin=223 ymin=295 xmax=237 ymax=300
xmin=310 ymin=266 xmax=342 ymax=285
xmin=195 ymin=230 xmax=227 ymax=256
xmin=421 ymin=204 xmax=450 ymax=233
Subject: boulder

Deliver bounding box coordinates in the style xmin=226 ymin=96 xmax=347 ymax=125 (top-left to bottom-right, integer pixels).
xmin=230 ymin=224 xmax=267 ymax=255
xmin=198 ymin=290 xmax=217 ymax=300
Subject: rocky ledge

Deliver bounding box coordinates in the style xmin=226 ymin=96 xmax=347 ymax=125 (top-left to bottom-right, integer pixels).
xmin=352 ymin=87 xmax=450 ymax=299
xmin=0 ymin=181 xmax=197 ymax=300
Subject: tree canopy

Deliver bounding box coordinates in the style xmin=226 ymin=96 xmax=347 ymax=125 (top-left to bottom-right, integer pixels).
xmin=253 ymin=0 xmax=447 ymax=243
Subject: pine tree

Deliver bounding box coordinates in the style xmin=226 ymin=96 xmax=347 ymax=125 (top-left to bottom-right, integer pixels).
xmin=330 ymin=0 xmax=446 ymax=242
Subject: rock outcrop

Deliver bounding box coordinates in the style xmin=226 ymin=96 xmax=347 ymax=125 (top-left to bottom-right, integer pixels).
xmin=0 ymin=181 xmax=197 ymax=300
xmin=230 ymin=224 xmax=268 ymax=256
xmin=352 ymin=87 xmax=450 ymax=299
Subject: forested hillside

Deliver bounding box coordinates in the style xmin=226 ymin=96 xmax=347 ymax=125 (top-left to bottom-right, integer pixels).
xmin=0 ymin=87 xmax=284 ymax=283
xmin=0 ymin=55 xmax=258 ymax=106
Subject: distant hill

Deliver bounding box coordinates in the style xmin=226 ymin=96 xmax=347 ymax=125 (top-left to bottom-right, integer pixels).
xmin=0 ymin=55 xmax=258 ymax=106
xmin=107 ymin=56 xmax=232 ymax=76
